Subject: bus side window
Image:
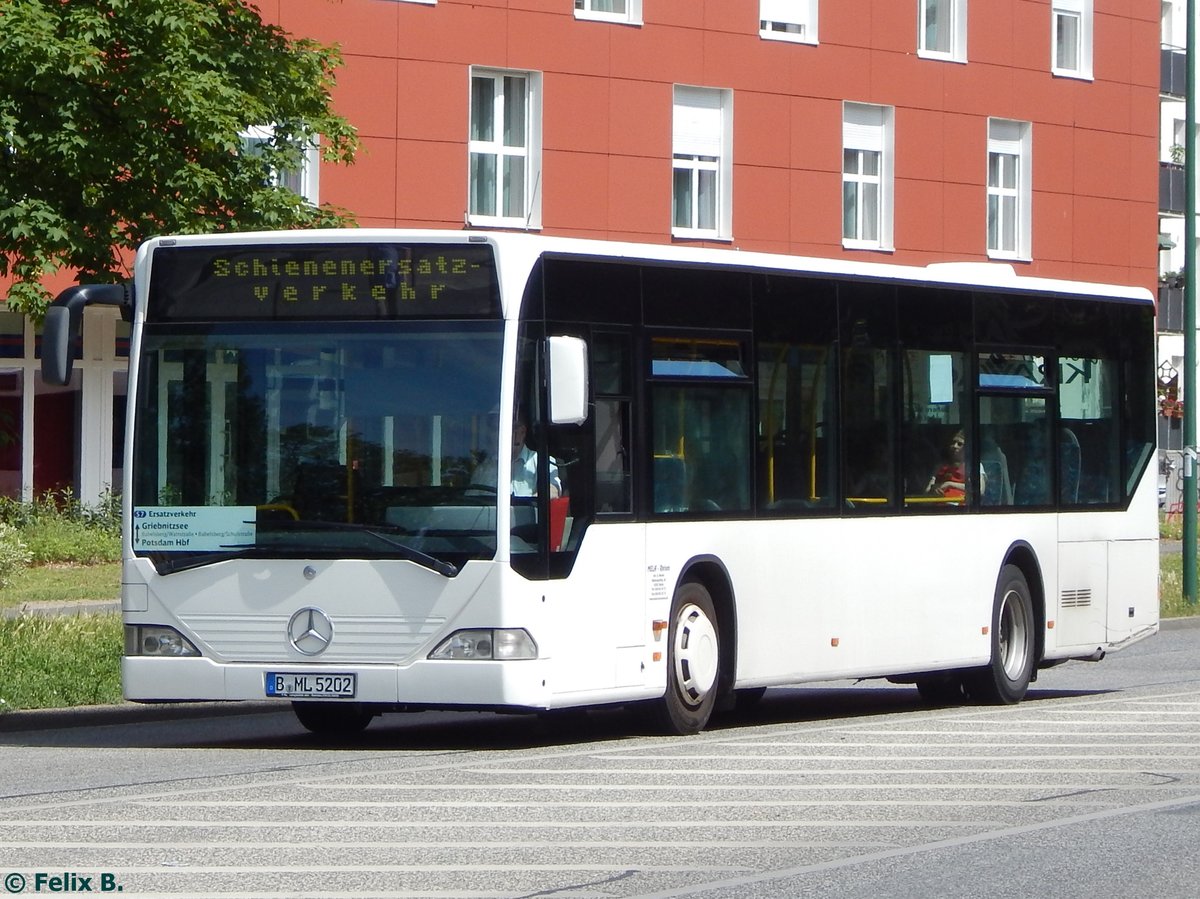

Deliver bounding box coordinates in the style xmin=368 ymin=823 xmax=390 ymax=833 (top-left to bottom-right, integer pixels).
xmin=1059 ymin=356 xmax=1118 ymax=505
xmin=980 ymin=430 xmax=1014 ymax=505
xmin=593 ymin=333 xmax=632 ymax=515
xmin=839 ymin=288 xmax=897 ymax=512
xmin=901 ymin=349 xmax=968 ymax=509
xmin=651 ymin=387 xmax=750 ymax=514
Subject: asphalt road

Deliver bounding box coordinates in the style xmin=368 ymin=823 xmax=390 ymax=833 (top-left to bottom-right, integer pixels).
xmin=0 ymin=622 xmax=1197 ymax=898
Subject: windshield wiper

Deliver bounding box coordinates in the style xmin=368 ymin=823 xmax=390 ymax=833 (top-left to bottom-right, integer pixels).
xmin=260 ymin=520 xmax=459 ymax=577
xmin=153 ymin=547 xmax=264 ymax=576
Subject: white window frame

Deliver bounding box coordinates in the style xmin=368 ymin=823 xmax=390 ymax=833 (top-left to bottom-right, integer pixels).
xmin=467 ymin=68 xmax=543 ymax=230
xmin=671 ymin=86 xmax=734 ymax=241
xmin=240 ymin=125 xmax=320 ymax=204
xmin=760 ymin=0 xmax=818 ymax=45
xmin=1051 ymin=0 xmax=1093 ymax=80
xmin=987 ymin=118 xmax=1032 ymax=262
xmin=917 ymin=0 xmax=967 ymax=63
xmin=574 ymin=0 xmax=642 ymax=26
xmin=842 ymin=102 xmax=894 ymax=252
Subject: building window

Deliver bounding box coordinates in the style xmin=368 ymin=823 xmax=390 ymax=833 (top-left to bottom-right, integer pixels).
xmin=760 ymin=0 xmax=818 ymax=45
xmin=672 ymin=86 xmax=733 ymax=240
xmin=468 ymin=68 xmax=542 ymax=229
xmin=918 ymin=0 xmax=967 ymax=63
xmin=240 ymin=126 xmax=319 ymax=204
xmin=1052 ymin=0 xmax=1093 ymax=79
xmin=574 ymin=0 xmax=642 ymax=25
xmin=1164 ymin=0 xmax=1183 ymax=49
xmin=987 ymin=118 xmax=1032 ymax=261
xmin=842 ymin=103 xmax=894 ymax=251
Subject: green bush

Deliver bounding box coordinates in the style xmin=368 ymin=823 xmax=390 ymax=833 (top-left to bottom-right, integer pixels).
xmin=0 ymin=488 xmax=120 ymax=566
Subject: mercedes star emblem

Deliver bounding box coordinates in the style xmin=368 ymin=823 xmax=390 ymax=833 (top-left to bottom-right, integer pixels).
xmin=287 ymin=607 xmax=334 ymax=656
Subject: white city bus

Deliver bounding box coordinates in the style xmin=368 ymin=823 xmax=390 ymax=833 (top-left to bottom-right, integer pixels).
xmin=42 ymin=231 xmax=1159 ymax=735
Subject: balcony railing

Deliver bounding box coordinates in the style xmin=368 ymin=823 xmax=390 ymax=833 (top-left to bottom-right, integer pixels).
xmin=1163 ymin=46 xmax=1187 ymax=97
xmin=1161 ymin=163 xmax=1187 ymax=215
xmin=1159 ymin=282 xmax=1185 ymax=333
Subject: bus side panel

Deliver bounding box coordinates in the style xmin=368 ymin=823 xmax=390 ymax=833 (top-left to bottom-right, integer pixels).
xmin=542 ymin=522 xmax=651 ymax=702
xmin=644 ymin=515 xmax=1054 ymax=688
xmin=1056 ymin=541 xmax=1108 ymax=648
xmin=1107 ymin=539 xmax=1158 ymax=644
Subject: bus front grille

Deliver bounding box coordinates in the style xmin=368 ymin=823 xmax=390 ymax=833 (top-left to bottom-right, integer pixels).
xmin=176 ymin=613 xmax=447 ymax=664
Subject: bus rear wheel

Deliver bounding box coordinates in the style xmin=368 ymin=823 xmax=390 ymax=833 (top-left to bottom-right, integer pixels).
xmin=653 ymin=580 xmax=721 ymax=735
xmin=292 ymin=701 xmax=375 ymax=735
xmin=965 ymin=564 xmax=1035 ymax=704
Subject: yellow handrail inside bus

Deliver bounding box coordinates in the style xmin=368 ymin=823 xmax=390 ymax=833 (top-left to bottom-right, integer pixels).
xmin=763 ymin=344 xmax=788 ymax=503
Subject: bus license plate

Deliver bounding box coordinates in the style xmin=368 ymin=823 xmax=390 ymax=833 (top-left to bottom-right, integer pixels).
xmin=265 ymin=672 xmax=357 ymax=699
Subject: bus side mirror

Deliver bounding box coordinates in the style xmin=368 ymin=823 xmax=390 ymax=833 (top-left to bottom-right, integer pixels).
xmin=548 ymin=336 xmax=588 ymax=425
xmin=42 ymin=306 xmax=74 ymax=387
xmin=40 ymin=283 xmax=131 ymax=387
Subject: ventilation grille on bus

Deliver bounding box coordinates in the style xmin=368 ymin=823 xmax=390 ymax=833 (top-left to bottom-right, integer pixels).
xmin=1060 ymin=588 xmax=1092 ymax=609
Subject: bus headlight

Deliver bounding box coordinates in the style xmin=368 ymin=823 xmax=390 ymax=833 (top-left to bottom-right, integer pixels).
xmin=429 ymin=628 xmax=537 ymax=660
xmin=125 ymin=625 xmax=201 ymax=657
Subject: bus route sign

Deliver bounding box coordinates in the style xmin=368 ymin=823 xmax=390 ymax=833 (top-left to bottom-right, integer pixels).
xmin=146 ymin=242 xmax=501 ymax=321
xmin=132 ymin=506 xmax=256 ymax=552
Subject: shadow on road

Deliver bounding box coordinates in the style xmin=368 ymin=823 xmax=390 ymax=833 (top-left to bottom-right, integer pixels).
xmin=0 ymin=682 xmax=1115 ymax=754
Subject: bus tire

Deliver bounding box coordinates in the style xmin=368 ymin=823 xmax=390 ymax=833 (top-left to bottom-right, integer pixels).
xmin=966 ymin=564 xmax=1035 ymax=705
xmin=292 ymin=701 xmax=375 ymax=735
xmin=653 ymin=580 xmax=721 ymax=735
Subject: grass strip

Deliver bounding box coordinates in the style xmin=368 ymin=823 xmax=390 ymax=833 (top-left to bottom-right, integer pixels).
xmin=0 ymin=562 xmax=120 ymax=609
xmin=0 ymin=613 xmax=123 ymax=712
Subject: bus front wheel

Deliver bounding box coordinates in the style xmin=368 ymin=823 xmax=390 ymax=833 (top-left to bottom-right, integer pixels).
xmin=654 ymin=580 xmax=721 ymax=735
xmin=966 ymin=564 xmax=1035 ymax=704
xmin=292 ymin=701 xmax=376 ymax=735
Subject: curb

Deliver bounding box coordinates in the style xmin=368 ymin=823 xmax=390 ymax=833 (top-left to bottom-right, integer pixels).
xmin=1 ymin=599 xmax=119 ymax=620
xmin=1162 ymin=615 xmax=1200 ymax=630
xmin=0 ymin=701 xmax=288 ymax=733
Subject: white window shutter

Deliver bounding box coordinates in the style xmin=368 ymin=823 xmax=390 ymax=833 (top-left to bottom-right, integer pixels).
xmin=843 ymin=104 xmax=884 ymax=152
xmin=760 ymin=0 xmax=800 ymax=26
xmin=673 ymin=87 xmax=723 ymax=157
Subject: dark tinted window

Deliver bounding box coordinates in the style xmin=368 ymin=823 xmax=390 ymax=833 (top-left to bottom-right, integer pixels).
xmin=542 ymin=258 xmax=640 ymax=325
xmin=643 ymin=265 xmax=752 ymax=329
xmin=840 ymin=284 xmax=897 ymax=511
xmin=974 ymin=292 xmax=1054 ymax=345
xmin=753 ymin=275 xmax=839 ymax=513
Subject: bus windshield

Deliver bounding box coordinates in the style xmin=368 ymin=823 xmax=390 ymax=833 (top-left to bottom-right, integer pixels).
xmin=131 ymin=320 xmax=503 ymax=574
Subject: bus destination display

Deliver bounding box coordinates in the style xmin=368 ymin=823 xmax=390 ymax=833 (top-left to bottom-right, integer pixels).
xmin=148 ymin=243 xmax=500 ymax=320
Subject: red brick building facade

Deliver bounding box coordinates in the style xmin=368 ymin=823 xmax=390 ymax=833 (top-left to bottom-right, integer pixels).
xmin=269 ymin=0 xmax=1158 ymax=286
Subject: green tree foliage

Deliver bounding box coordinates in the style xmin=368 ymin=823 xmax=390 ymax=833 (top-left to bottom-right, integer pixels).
xmin=0 ymin=0 xmax=359 ymax=317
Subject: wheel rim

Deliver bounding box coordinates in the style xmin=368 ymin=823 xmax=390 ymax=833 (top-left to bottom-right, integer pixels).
xmin=997 ymin=587 xmax=1031 ymax=680
xmin=672 ymin=602 xmax=719 ymax=707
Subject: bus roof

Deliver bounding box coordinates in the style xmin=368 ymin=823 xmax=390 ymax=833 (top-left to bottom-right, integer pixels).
xmin=139 ymin=229 xmax=1155 ymax=306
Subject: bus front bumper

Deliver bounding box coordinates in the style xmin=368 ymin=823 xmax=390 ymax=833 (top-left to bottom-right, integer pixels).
xmin=121 ymin=656 xmax=552 ymax=710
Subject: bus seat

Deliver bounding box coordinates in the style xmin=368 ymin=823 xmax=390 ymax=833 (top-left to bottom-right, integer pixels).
xmin=1012 ymin=423 xmax=1051 ymax=506
xmin=981 ymin=436 xmax=1013 ymax=505
xmin=654 ymin=456 xmax=687 ymax=512
xmin=1059 ymin=427 xmax=1081 ymax=504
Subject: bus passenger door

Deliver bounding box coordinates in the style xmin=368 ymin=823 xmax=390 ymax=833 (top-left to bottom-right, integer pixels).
xmin=543 ymin=329 xmax=648 ymax=696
